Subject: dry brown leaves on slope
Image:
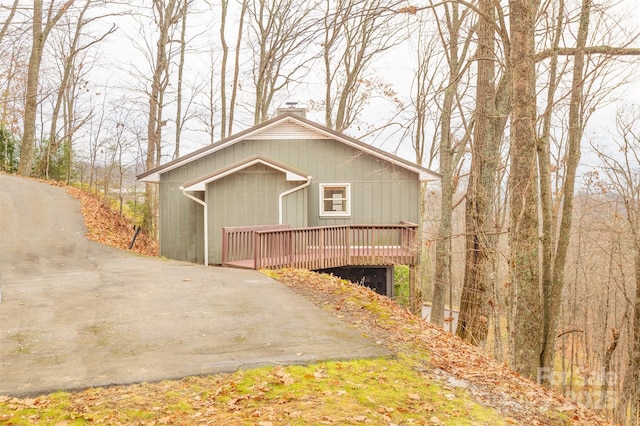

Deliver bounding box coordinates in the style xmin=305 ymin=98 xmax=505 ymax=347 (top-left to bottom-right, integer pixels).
xmin=65 ymin=186 xmax=158 ymax=257
xmin=269 ymin=268 xmax=614 ymax=426
xmin=29 ymin=176 xmax=612 ymax=425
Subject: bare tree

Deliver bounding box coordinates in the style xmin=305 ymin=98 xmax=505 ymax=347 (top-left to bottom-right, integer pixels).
xmin=320 ymin=0 xmax=405 ymax=132
xmin=405 ymin=17 xmax=447 ymax=315
xmin=504 ymin=0 xmax=639 ymax=381
xmin=508 ymin=0 xmax=542 ymax=380
xmin=34 ymin=1 xmax=116 ymax=179
xmin=0 ymin=0 xmax=20 ymax=48
xmin=17 ymin=0 xmax=75 ymax=176
xmin=198 ymin=43 xmax=219 ymax=145
xmin=594 ymin=106 xmax=640 ymax=424
xmin=218 ymin=0 xmax=230 ymax=139
xmin=147 ymin=0 xmax=185 ymax=169
xmin=531 ymin=0 xmax=640 ymax=384
xmin=248 ymin=0 xmax=319 ymax=124
xmin=414 ymin=1 xmax=473 ymax=327
xmin=173 ymin=0 xmax=190 ymax=159
xmin=216 ymin=0 xmax=245 ymax=138
xmin=538 ymin=0 xmax=591 ymax=384
xmin=142 ymin=0 xmax=186 ymax=231
xmin=0 ymin=4 xmax=27 ymax=150
xmin=106 ymin=99 xmax=138 ymax=216
xmin=227 ymin=0 xmax=248 ymax=135
xmin=536 ymin=0 xmax=567 ymax=384
xmin=85 ymin=95 xmax=108 ymax=196
xmin=455 ymin=0 xmax=507 ymax=345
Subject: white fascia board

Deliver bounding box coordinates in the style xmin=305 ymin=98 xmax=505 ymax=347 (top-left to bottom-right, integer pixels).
xmin=291 ymin=120 xmax=441 ymax=181
xmin=419 ymin=171 xmax=442 ymax=181
xmin=182 ymin=158 xmax=307 ymax=191
xmin=138 ymin=172 xmax=161 ymax=183
xmin=139 ymin=115 xmax=441 ymax=183
xmin=138 ymin=118 xmax=307 ymax=183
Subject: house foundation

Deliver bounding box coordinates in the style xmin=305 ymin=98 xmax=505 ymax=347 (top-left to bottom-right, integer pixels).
xmin=317 ymin=265 xmax=394 ymax=298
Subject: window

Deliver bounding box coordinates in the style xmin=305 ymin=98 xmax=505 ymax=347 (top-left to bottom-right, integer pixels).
xmin=320 ymin=183 xmax=351 ymax=217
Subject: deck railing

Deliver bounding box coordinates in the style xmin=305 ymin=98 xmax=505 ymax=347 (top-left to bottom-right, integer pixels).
xmin=222 ymin=224 xmax=290 ymax=268
xmin=222 ymin=222 xmax=418 ymax=270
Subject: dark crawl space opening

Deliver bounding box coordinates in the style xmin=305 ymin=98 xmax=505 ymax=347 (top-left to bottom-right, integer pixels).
xmin=316 ymin=265 xmax=393 ymax=298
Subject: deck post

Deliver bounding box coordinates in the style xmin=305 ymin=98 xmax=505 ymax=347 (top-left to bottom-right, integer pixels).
xmin=319 ymin=229 xmax=325 ymax=268
xmin=254 ymin=232 xmax=260 ymax=269
xmin=346 ymin=226 xmax=351 ymax=265
xmin=221 ymin=228 xmax=228 ymax=265
xmin=289 ymin=232 xmax=294 ymax=266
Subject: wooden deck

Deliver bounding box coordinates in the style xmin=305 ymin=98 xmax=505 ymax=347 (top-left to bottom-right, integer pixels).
xmin=222 ymin=222 xmax=419 ymax=270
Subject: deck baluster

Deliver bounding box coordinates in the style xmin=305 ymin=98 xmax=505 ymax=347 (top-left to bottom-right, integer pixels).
xmin=222 ymin=223 xmax=418 ymax=270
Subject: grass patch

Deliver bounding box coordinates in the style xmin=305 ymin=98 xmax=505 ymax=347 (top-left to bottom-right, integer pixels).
xmin=225 ymin=356 xmax=505 ymax=425
xmin=0 ymin=357 xmax=505 ymax=425
xmin=393 ymin=264 xmax=410 ymax=306
xmin=0 ymin=392 xmax=76 ymax=425
xmin=0 ymin=269 xmax=610 ymax=425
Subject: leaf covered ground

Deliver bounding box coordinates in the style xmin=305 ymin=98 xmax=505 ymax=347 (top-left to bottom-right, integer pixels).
xmin=0 ymin=182 xmax=614 ymax=425
xmin=65 ymin=186 xmax=159 ymax=257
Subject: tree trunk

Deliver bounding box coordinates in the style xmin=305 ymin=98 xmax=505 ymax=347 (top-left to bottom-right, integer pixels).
xmin=219 ymin=0 xmax=229 ymax=140
xmin=508 ymin=0 xmax=542 ymax=380
xmin=144 ymin=0 xmax=181 ymax=232
xmin=174 ymin=0 xmax=188 ymax=159
xmin=456 ymin=0 xmax=498 ymax=346
xmin=228 ymin=0 xmax=247 ymax=136
xmin=17 ymin=0 xmax=75 ymax=176
xmin=537 ymin=0 xmax=565 ymax=385
xmin=600 ymin=328 xmax=619 ymax=411
xmin=431 ymin=144 xmax=452 ymax=326
xmin=619 ymin=252 xmax=640 ymax=423
xmin=17 ymin=0 xmax=44 ymax=177
xmin=431 ymin=2 xmax=463 ymax=327
xmin=540 ymin=0 xmax=590 ymax=384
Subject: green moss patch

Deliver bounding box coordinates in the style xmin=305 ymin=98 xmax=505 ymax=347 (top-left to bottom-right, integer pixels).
xmin=0 ymin=357 xmax=505 ymax=425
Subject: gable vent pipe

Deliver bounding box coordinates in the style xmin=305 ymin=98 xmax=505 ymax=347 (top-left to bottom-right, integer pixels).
xmin=180 ymin=187 xmax=208 ymax=266
xmin=279 ymin=177 xmax=311 ymax=225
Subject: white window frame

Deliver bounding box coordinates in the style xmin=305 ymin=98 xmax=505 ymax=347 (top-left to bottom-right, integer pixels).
xmin=319 ymin=183 xmax=351 ymax=217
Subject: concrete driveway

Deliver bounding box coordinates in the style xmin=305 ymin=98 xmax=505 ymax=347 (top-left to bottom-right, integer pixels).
xmin=0 ymin=174 xmax=388 ymax=397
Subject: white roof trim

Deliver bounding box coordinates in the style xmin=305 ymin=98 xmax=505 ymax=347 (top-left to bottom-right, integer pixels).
xmin=139 ymin=117 xmax=311 ymax=183
xmin=269 ymin=119 xmax=441 ymax=181
xmin=139 ymin=115 xmax=441 ymax=183
xmin=182 ymin=157 xmax=308 ymax=191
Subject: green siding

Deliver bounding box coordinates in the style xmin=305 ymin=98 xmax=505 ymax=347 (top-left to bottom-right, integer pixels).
xmin=158 ymin=137 xmax=420 ymax=264
xmin=206 ymin=164 xmax=292 ymax=264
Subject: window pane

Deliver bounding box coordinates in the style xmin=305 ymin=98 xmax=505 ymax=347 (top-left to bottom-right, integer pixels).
xmin=324 ymin=197 xmax=346 ymax=212
xmin=320 ymin=184 xmax=350 ymax=216
xmin=324 ymin=187 xmax=346 ymax=199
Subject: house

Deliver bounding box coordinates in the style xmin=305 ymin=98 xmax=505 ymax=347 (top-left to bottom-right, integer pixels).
xmin=138 ymin=109 xmax=440 ymax=298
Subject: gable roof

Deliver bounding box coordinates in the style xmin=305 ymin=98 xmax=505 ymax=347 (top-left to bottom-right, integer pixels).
xmin=137 ymin=113 xmax=442 ymax=183
xmin=180 ymin=155 xmax=309 ymax=191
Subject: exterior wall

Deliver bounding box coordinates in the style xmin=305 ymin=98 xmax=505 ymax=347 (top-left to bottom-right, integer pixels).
xmin=232 ymin=138 xmax=420 ymax=225
xmin=159 ymin=169 xmax=205 ymax=264
xmin=309 ymin=179 xmax=419 ymax=227
xmin=159 ymin=137 xmax=420 ymax=264
xmin=206 ymin=163 xmax=303 ymax=264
